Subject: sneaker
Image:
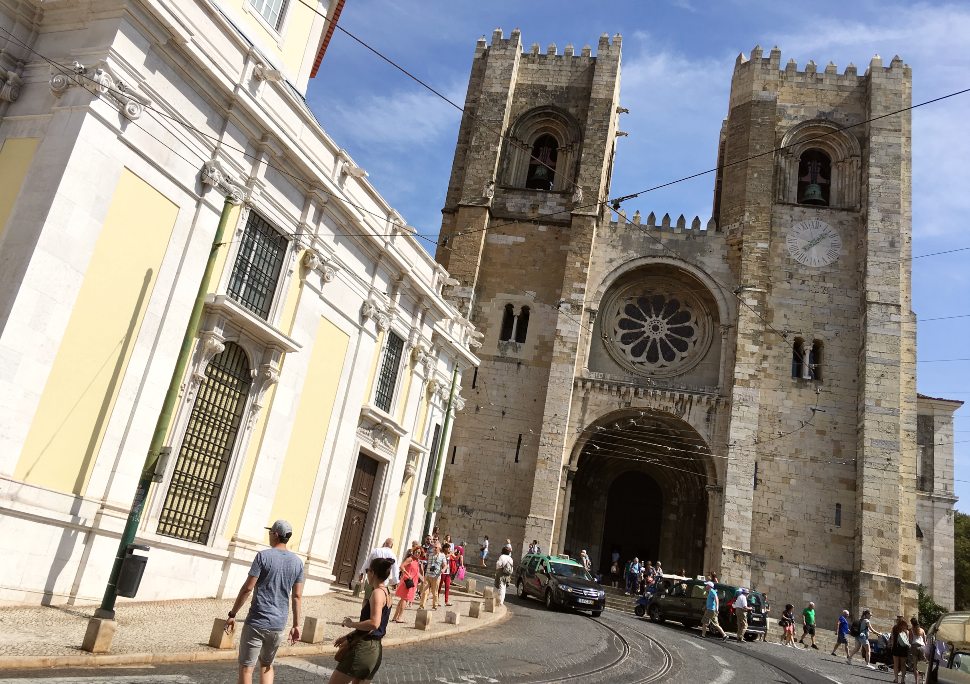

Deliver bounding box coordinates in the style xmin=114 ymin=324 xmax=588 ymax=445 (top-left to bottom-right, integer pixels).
xmin=866 ymin=664 xmax=876 ymax=670
xmin=722 ymin=635 xmax=730 ymax=642
xmin=830 ymin=652 xmax=837 ymax=656
xmin=846 ymin=658 xmax=852 ymax=664
xmin=811 ymin=644 xmax=819 ymax=650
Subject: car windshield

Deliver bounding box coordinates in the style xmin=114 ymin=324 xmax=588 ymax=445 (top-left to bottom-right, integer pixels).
xmin=550 ymin=562 xmax=592 ymax=581
xmin=953 ymin=651 xmax=970 ymax=673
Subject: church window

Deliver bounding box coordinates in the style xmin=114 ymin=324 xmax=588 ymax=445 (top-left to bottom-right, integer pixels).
xmin=228 ymin=211 xmax=289 ymax=320
xmin=791 ymin=338 xmax=807 ymax=379
xmin=157 ymin=342 xmax=252 ymax=544
xmin=514 ymin=306 xmax=531 ymax=343
xmin=499 ymin=304 xmax=515 ymax=341
xmin=797 ymin=149 xmax=831 ymax=206
xmin=525 ymin=134 xmax=558 ymax=190
xmin=249 ymin=0 xmax=289 ymax=31
xmin=374 ymin=331 xmax=405 ymax=412
xmin=809 ymin=340 xmax=823 ymax=382
xmin=835 ymin=503 xmax=842 ymax=527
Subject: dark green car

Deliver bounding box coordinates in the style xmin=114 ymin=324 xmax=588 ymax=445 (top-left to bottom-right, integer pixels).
xmin=644 ymin=579 xmax=767 ymax=640
xmin=515 ymin=553 xmax=606 ymax=617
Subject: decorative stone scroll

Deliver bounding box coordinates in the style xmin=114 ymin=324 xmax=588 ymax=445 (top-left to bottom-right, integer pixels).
xmin=50 ymin=61 xmax=150 ymax=121
xmin=0 ymin=70 xmax=22 ymax=103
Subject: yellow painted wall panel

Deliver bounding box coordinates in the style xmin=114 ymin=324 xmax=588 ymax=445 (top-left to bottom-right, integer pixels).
xmin=392 ymin=477 xmax=413 ymax=545
xmin=228 ymin=0 xmax=315 ymax=76
xmin=0 ymin=137 xmax=39 ymax=242
xmin=268 ymin=316 xmax=349 ymax=547
xmin=15 ymin=169 xmax=179 ymax=495
xmin=223 ymin=254 xmax=305 ymax=540
xmin=396 ymin=367 xmax=413 ymax=423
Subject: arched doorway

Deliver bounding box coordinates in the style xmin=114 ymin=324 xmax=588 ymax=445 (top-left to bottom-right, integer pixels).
xmin=563 ymin=410 xmax=713 ymax=578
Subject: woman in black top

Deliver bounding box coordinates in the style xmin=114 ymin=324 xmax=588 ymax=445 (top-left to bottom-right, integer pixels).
xmin=331 ymin=557 xmax=394 ymax=683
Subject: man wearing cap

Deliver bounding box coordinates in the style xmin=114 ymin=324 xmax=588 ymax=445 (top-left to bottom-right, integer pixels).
xmin=701 ymin=580 xmax=729 ymax=641
xmin=733 ymin=588 xmax=752 ymax=644
xmin=225 ymin=520 xmax=305 ymax=684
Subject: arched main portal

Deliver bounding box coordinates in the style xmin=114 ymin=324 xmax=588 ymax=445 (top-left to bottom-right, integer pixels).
xmin=563 ymin=410 xmax=714 ymax=577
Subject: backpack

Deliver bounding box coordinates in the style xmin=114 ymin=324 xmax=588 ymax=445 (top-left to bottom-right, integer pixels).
xmin=849 ymin=620 xmax=862 ymax=637
xmin=897 ymin=630 xmax=910 ymax=648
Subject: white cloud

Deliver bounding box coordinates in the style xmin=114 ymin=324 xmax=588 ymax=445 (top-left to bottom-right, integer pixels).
xmin=319 ymin=86 xmax=462 ymax=149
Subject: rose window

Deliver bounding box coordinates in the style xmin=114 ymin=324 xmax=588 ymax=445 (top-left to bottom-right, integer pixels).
xmin=604 ymin=278 xmax=713 ymax=377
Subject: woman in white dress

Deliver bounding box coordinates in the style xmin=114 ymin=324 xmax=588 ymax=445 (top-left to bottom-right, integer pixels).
xmin=494 ymin=546 xmax=514 ymax=606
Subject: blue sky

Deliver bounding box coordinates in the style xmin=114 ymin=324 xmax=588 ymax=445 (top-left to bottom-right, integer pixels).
xmin=307 ymin=1 xmax=970 ymax=510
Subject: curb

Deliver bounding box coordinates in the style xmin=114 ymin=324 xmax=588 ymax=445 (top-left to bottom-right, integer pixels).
xmin=0 ymin=602 xmax=509 ymax=670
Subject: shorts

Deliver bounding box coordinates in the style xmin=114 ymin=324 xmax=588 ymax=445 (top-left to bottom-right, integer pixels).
xmin=702 ymin=609 xmax=721 ymax=628
xmin=803 ymin=624 xmax=816 ymax=636
xmin=238 ymin=623 xmax=283 ymax=667
xmin=336 ymin=637 xmax=383 ymax=680
xmin=784 ymin=625 xmax=795 ymax=636
xmin=836 ymin=633 xmax=849 ymax=645
xmin=856 ymin=635 xmax=869 ymax=647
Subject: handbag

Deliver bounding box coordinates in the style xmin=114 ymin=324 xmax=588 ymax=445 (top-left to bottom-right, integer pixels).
xmin=404 ymin=576 xmax=415 ymax=589
xmin=456 ymin=566 xmax=466 ymax=581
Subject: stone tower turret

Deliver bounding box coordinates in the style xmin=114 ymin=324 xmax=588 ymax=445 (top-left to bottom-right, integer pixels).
xmin=435 ymin=30 xmax=622 ymax=552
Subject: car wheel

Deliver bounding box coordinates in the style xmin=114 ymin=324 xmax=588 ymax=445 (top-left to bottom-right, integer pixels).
xmin=592 ymin=610 xmax=603 ymax=618
xmin=634 ymin=604 xmax=646 ymax=618
xmin=544 ymin=590 xmax=555 ymax=611
xmin=648 ymin=604 xmax=665 ymax=624
xmin=517 ymin=581 xmax=527 ymax=599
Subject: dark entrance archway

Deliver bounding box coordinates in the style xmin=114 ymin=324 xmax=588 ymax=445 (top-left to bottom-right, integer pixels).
xmin=600 ymin=472 xmax=663 ymax=574
xmin=563 ymin=410 xmax=713 ymax=578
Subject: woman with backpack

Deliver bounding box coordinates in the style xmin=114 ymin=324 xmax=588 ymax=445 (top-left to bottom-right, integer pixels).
xmin=494 ymin=545 xmax=515 ymax=606
xmin=847 ymin=609 xmax=883 ymax=669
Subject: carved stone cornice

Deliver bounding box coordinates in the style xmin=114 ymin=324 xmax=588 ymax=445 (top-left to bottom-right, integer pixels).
xmin=200 ymin=160 xmax=245 ymax=204
xmin=0 ymin=70 xmax=23 ymax=103
xmin=361 ymin=299 xmax=390 ymax=331
xmin=186 ymin=331 xmax=226 ymax=400
xmin=301 ymin=249 xmax=338 ymax=283
xmin=247 ymin=364 xmax=281 ymax=429
xmin=49 ymin=61 xmax=150 ymax=121
xmin=358 ymin=405 xmax=408 ymax=457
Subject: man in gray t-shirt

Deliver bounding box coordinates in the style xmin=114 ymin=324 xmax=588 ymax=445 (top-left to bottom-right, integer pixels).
xmin=225 ymin=520 xmax=304 ymax=683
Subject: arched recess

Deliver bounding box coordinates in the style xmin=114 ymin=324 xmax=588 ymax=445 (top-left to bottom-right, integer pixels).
xmin=501 ymin=106 xmax=583 ymax=191
xmin=776 ymin=119 xmax=862 ymax=209
xmin=560 ymin=409 xmax=717 ymax=577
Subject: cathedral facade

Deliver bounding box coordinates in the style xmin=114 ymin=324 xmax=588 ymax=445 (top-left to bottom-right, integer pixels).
xmin=434 ymin=30 xmax=960 ymax=621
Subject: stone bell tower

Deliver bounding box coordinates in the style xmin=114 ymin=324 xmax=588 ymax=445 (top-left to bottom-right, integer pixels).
xmin=715 ymin=47 xmax=918 ymax=619
xmin=435 ymin=29 xmax=623 ymax=552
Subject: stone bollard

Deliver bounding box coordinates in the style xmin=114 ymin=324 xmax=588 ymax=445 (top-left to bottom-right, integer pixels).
xmin=466 ymin=578 xmax=478 ymax=595
xmin=483 ymin=596 xmax=496 ymax=613
xmin=81 ymin=617 xmax=117 ymax=654
xmin=445 ymin=610 xmax=460 ymax=626
xmin=415 ymin=608 xmax=432 ymax=630
xmin=301 ymin=616 xmax=326 ymax=643
xmin=469 ymin=601 xmax=483 ymax=618
xmin=482 ymin=586 xmax=495 ymax=601
xmin=208 ymin=618 xmax=234 ymax=649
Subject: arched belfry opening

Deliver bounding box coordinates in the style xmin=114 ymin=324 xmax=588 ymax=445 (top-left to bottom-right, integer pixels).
xmin=562 ymin=410 xmax=714 ymax=577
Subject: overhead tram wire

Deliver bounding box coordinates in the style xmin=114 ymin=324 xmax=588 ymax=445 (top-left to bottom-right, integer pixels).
xmin=9 ymin=21 xmax=970 ymax=274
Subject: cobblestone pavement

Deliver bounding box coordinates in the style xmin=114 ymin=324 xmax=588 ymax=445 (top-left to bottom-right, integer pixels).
xmin=0 ymin=584 xmax=502 ymax=664
xmin=0 ymin=596 xmax=869 ymax=683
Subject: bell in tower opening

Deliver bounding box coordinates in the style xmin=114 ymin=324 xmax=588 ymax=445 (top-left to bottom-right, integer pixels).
xmin=798 ymin=148 xmax=831 ymax=205
xmin=525 ymin=134 xmax=558 ymax=190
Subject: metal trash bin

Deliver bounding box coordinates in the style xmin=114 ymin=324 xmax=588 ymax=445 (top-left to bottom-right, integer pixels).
xmin=116 ymin=544 xmax=150 ymax=598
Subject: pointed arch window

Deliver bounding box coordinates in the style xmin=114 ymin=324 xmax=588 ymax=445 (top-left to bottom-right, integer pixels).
xmin=525 ymin=134 xmax=559 ymax=190
xmin=499 ymin=304 xmax=515 ymax=342
xmin=514 ymin=306 xmax=531 ymax=343
xmin=797 ymin=149 xmax=831 ymax=206
xmin=791 ymin=338 xmax=806 ymax=379
xmin=158 ymin=342 xmax=252 ymax=544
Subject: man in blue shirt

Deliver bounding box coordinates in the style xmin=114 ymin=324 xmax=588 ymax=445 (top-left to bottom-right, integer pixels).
xmin=225 ymin=520 xmax=305 ymax=684
xmin=832 ymin=609 xmax=851 ymax=657
xmin=701 ymin=581 xmax=729 ymax=640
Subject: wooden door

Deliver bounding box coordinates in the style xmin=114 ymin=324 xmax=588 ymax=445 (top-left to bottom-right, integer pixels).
xmin=333 ymin=453 xmax=380 ymax=585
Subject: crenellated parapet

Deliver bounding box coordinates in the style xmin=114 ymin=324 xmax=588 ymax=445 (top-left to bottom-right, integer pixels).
xmin=729 ymin=45 xmax=910 ymax=109
xmin=607 ymin=210 xmax=719 ymax=238
xmin=475 ymin=28 xmax=621 ymax=61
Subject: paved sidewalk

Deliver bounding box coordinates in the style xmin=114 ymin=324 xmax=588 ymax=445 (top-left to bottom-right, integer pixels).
xmin=0 ymin=584 xmax=506 ymax=669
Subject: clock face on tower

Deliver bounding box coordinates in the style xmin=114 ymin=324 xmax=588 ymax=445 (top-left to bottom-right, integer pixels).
xmin=786 ymin=218 xmax=842 ymax=267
